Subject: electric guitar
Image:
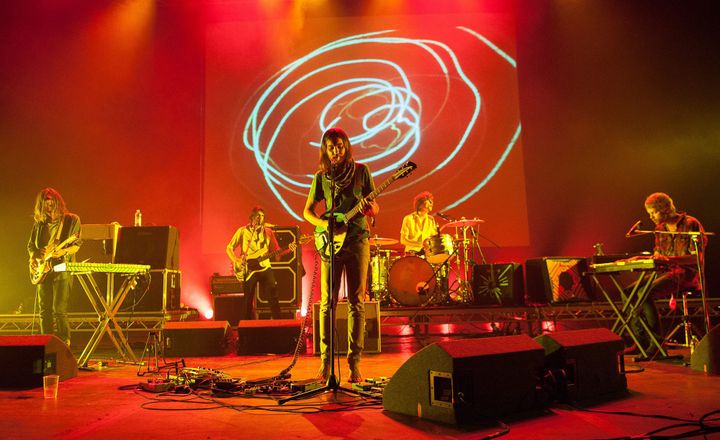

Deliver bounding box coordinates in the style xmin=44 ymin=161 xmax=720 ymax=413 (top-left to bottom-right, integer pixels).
xmin=29 ymin=233 xmax=80 ymax=285
xmin=233 ymin=234 xmax=312 ymax=283
xmin=314 ymin=161 xmax=417 ymax=261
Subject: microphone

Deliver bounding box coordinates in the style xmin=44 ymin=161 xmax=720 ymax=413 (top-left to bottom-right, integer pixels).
xmin=435 ymin=212 xmax=451 ymax=221
xmin=625 ymin=220 xmax=642 ymax=237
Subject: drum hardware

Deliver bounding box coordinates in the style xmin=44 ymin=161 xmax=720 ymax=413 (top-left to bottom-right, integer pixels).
xmin=368 ymin=236 xmax=399 ymax=247
xmin=439 ymin=217 xmax=485 ymax=231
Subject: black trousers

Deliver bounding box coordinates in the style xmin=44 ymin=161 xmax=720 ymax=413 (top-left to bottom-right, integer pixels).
xmin=37 ymin=272 xmax=72 ymax=343
xmin=243 ymin=268 xmax=281 ymax=319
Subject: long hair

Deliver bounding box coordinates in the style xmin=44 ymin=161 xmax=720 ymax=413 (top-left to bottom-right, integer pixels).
xmin=644 ymin=192 xmax=676 ymax=215
xmin=33 ymin=187 xmax=67 ymax=223
xmin=318 ymin=127 xmax=353 ymax=174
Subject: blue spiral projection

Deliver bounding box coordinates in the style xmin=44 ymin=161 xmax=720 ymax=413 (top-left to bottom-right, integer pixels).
xmin=239 ymin=27 xmax=520 ymax=220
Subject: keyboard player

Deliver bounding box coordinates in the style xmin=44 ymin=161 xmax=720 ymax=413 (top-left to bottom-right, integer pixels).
xmin=626 ymin=192 xmax=706 ymax=355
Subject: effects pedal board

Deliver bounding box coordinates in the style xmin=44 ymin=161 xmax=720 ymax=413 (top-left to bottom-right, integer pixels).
xmin=351 ymin=376 xmax=389 ymax=399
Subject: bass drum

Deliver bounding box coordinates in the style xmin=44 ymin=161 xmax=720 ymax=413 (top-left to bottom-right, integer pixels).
xmin=388 ymin=256 xmax=437 ymax=306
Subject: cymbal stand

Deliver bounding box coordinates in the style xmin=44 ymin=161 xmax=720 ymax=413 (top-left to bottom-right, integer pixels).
xmin=468 ymin=225 xmax=487 ymax=265
xmin=452 ymin=226 xmax=474 ymax=303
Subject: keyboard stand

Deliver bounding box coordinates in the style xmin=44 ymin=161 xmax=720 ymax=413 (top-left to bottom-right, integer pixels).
xmin=590 ymin=270 xmax=670 ymax=360
xmin=74 ymin=272 xmax=142 ymax=367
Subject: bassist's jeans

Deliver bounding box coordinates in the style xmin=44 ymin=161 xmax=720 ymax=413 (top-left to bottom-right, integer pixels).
xmin=37 ymin=272 xmax=72 ymax=344
xmin=244 ymin=268 xmax=281 ymax=319
xmin=318 ymin=238 xmax=369 ymax=365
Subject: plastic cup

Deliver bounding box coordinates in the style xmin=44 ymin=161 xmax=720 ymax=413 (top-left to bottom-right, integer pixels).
xmin=43 ymin=374 xmax=59 ymax=399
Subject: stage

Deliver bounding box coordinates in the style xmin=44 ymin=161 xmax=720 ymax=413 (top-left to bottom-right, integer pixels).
xmin=1 ymin=299 xmax=720 ymax=439
xmin=0 ymin=337 xmax=719 ymax=439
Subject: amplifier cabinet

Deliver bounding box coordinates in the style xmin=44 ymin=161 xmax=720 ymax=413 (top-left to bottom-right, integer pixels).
xmin=124 ymin=269 xmax=181 ymax=313
xmin=211 ymin=275 xmax=243 ymax=294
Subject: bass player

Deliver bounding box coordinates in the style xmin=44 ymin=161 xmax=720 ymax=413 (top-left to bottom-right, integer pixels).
xmin=226 ymin=206 xmax=283 ymax=320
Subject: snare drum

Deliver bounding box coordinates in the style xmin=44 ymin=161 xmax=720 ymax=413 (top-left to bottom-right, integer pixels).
xmin=424 ymin=234 xmax=454 ymax=264
xmin=388 ymin=256 xmax=437 ymax=306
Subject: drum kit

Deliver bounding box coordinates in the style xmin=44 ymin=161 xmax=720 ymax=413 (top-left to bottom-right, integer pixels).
xmin=368 ymin=217 xmax=486 ymax=307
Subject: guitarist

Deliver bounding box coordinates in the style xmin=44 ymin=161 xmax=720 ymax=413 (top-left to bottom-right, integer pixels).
xmin=27 ymin=188 xmax=81 ymax=347
xmin=226 ymin=206 xmax=282 ymax=320
xmin=303 ymin=127 xmax=379 ymax=383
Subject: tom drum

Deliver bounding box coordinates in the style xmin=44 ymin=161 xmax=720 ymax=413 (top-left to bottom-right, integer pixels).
xmin=424 ymin=234 xmax=454 ymax=264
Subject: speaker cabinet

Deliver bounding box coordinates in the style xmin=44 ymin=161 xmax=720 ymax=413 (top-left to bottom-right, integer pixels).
xmin=526 ymin=257 xmax=593 ymax=304
xmin=0 ymin=335 xmax=78 ymax=389
xmin=535 ymin=328 xmax=627 ymax=402
xmin=382 ymin=335 xmax=546 ymax=424
xmin=237 ymin=319 xmax=301 ymax=355
xmin=472 ymin=263 xmax=525 ymax=306
xmin=115 ymin=226 xmax=179 ymax=269
xmin=124 ymin=269 xmax=181 ymax=313
xmin=691 ymin=323 xmax=720 ymax=374
xmin=254 ymin=226 xmax=303 ymax=316
xmin=313 ymin=301 xmax=381 ymax=354
xmin=163 ymin=321 xmax=233 ymax=357
xmin=213 ymin=293 xmax=249 ymax=325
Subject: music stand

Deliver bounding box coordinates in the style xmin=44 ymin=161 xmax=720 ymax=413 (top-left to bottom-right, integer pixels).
xmin=279 ymin=164 xmax=362 ymax=405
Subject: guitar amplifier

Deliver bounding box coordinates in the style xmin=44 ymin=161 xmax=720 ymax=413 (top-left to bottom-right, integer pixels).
xmin=211 ymin=275 xmax=243 ymax=294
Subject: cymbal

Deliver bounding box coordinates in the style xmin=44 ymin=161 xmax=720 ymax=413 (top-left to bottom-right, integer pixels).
xmin=440 ymin=218 xmax=485 ymax=230
xmin=369 ymin=237 xmax=399 ymax=246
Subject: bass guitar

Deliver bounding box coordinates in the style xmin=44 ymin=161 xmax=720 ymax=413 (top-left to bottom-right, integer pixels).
xmin=29 ymin=233 xmax=80 ymax=285
xmin=314 ymin=161 xmax=417 ymax=261
xmin=234 ymin=234 xmax=312 ymax=282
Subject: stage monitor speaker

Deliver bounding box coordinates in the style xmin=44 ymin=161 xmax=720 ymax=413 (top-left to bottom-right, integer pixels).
xmin=535 ymin=328 xmax=626 ymax=402
xmin=163 ymin=321 xmax=233 ymax=357
xmin=472 ymin=263 xmax=525 ymax=306
xmin=237 ymin=319 xmax=301 ymax=355
xmin=382 ymin=335 xmax=546 ymax=425
xmin=115 ymin=226 xmax=179 ymax=270
xmin=690 ymin=323 xmax=720 ymax=374
xmin=0 ymin=335 xmax=78 ymax=389
xmin=313 ymin=301 xmax=380 ymax=354
xmin=526 ymin=257 xmax=593 ymax=304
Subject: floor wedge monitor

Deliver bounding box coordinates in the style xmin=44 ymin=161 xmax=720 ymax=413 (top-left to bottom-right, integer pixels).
xmin=382 ymin=335 xmax=545 ymax=425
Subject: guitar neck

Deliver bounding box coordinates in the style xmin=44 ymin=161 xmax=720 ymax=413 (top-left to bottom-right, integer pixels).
xmin=257 ymin=247 xmax=290 ymax=263
xmin=343 ymin=175 xmax=396 ymax=221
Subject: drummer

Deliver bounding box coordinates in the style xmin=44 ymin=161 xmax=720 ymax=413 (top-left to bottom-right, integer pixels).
xmin=400 ymin=191 xmax=439 ymax=256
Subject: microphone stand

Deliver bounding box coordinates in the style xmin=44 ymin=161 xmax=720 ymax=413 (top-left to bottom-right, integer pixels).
xmin=279 ymin=162 xmax=361 ymax=404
